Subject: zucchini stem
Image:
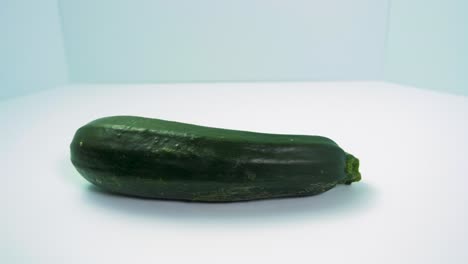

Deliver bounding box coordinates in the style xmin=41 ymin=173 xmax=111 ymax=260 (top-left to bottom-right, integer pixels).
xmin=340 ymin=153 xmax=362 ymax=185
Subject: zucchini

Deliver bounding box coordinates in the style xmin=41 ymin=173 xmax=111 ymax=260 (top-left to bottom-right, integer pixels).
xmin=70 ymin=116 xmax=361 ymax=202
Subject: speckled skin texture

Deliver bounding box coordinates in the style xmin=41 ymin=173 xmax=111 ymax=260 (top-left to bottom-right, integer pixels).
xmin=70 ymin=116 xmax=361 ymax=202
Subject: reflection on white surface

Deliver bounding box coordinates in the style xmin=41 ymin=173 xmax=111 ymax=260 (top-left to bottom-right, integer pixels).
xmin=1 ymin=82 xmax=468 ymax=263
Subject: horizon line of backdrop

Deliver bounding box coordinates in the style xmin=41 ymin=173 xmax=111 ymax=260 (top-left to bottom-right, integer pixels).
xmin=1 ymin=0 xmax=467 ymax=100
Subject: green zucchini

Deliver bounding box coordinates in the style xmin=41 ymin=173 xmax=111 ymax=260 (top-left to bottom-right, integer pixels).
xmin=70 ymin=116 xmax=361 ymax=202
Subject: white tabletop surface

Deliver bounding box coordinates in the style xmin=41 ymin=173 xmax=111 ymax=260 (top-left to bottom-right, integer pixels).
xmin=1 ymin=82 xmax=468 ymax=263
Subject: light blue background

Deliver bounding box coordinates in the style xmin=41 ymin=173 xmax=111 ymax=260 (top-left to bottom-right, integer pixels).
xmin=386 ymin=0 xmax=468 ymax=96
xmin=1 ymin=0 xmax=467 ymax=99
xmin=59 ymin=0 xmax=388 ymax=83
xmin=0 ymin=0 xmax=68 ymax=100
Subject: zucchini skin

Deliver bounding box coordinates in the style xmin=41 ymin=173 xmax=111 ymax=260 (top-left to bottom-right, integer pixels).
xmin=70 ymin=116 xmax=361 ymax=202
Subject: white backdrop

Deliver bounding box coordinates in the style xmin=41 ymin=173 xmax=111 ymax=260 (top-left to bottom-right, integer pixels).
xmin=2 ymin=82 xmax=468 ymax=263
